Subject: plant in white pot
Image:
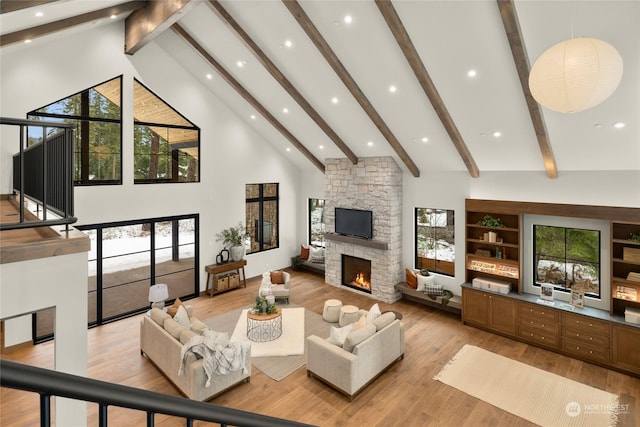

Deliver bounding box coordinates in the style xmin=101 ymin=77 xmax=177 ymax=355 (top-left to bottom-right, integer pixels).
xmin=216 ymin=222 xmax=246 ymax=262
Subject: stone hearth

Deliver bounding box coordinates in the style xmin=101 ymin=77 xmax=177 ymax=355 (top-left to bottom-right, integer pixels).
xmin=324 ymin=157 xmax=402 ymax=303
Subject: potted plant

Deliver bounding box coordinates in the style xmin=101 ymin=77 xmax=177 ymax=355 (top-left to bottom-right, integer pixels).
xmin=477 ymin=215 xmax=505 ymax=228
xmin=216 ymin=222 xmax=246 ymax=261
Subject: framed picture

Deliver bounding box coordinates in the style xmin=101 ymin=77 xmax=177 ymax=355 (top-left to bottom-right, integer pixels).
xmin=570 ymin=290 xmax=585 ymax=308
xmin=540 ymin=284 xmax=554 ymax=301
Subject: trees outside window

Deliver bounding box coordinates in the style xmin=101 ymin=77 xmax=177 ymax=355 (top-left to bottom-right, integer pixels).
xmin=246 ymin=183 xmax=279 ymax=254
xmin=309 ymin=198 xmax=325 ymax=247
xmin=27 ymin=76 xmax=122 ymax=185
xmin=415 ymin=208 xmax=455 ymax=276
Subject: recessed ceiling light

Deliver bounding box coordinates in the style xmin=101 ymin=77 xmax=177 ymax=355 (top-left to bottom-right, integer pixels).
xmin=250 ymin=115 xmax=256 ymax=120
xmin=283 ymin=108 xmax=289 ymax=114
xmin=319 ymin=145 xmax=324 ymax=150
xmin=236 ymin=60 xmax=246 ymax=68
xmin=331 ymin=97 xmax=339 ymax=104
xmin=206 ymin=73 xmax=213 ymax=80
xmin=467 ymin=69 xmax=477 ymax=78
xmin=286 ymin=147 xmax=291 ymax=152
xmin=367 ymin=141 xmax=374 ymax=147
xmin=283 ymin=39 xmax=293 ymax=48
xmin=613 ymin=121 xmax=625 ymax=129
xmin=421 ymin=137 xmax=429 ymax=143
xmin=24 ymin=39 xmax=32 ymax=44
xmin=35 ymin=11 xmax=44 ymax=17
xmin=493 ymin=131 xmax=502 ymax=138
xmin=344 ymin=15 xmax=353 ymax=24
xmin=389 ymin=85 xmax=397 ymax=93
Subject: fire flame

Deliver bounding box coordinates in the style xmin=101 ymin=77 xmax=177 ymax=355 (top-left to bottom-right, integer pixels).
xmin=353 ymin=272 xmax=371 ymax=290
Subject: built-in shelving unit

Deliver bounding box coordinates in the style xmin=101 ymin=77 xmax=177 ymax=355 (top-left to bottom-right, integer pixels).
xmin=465 ymin=199 xmax=522 ymax=294
xmin=611 ymin=221 xmax=640 ymax=316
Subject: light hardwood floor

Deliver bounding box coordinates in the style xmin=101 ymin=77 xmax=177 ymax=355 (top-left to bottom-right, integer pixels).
xmin=2 ymin=270 xmax=639 ymax=426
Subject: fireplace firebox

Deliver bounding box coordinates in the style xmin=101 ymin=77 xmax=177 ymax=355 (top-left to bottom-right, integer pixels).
xmin=342 ymin=255 xmax=372 ymax=294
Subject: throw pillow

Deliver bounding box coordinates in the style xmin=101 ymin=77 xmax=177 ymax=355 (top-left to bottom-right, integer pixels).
xmin=150 ymin=307 xmax=171 ymax=327
xmin=190 ymin=317 xmax=208 ymax=334
xmin=166 ymin=297 xmax=183 ymax=317
xmin=173 ymin=304 xmax=191 ymax=328
xmin=270 ymin=270 xmax=284 ymax=284
xmin=417 ymin=274 xmax=434 ymax=292
xmin=343 ymin=323 xmax=376 ymax=352
xmin=366 ymin=303 xmax=381 ymax=323
xmin=329 ymin=323 xmax=353 ymax=346
xmin=424 ymin=281 xmax=445 ymax=297
xmin=351 ymin=315 xmax=367 ymax=331
xmin=309 ymin=246 xmax=325 ymax=263
xmin=372 ymin=311 xmax=396 ymax=331
xmin=406 ymin=268 xmax=418 ymax=289
xmin=300 ymin=244 xmax=310 ymax=260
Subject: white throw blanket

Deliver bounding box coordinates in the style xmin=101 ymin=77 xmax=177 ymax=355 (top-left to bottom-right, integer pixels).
xmin=179 ymin=333 xmax=250 ymax=388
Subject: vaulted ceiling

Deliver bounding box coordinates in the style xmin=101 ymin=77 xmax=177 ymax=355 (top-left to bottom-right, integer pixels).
xmin=2 ymin=0 xmax=638 ymax=178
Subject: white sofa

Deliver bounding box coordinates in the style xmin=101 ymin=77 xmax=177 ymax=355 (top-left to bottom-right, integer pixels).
xmin=140 ymin=307 xmax=251 ymax=401
xmin=306 ymin=312 xmax=404 ymax=400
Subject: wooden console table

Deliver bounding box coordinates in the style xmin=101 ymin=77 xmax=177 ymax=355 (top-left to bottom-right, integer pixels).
xmin=205 ymin=259 xmax=247 ymax=297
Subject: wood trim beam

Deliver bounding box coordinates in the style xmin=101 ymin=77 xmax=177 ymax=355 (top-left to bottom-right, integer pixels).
xmin=125 ymin=0 xmax=197 ymax=55
xmin=171 ymin=24 xmax=325 ymax=173
xmin=207 ymin=0 xmax=358 ymax=165
xmin=0 ymin=1 xmax=145 ymax=48
xmin=0 ymin=1 xmax=56 ymax=14
xmin=375 ymin=0 xmax=479 ymax=178
xmin=497 ymin=0 xmax=558 ymax=179
xmin=283 ymin=0 xmax=420 ymax=178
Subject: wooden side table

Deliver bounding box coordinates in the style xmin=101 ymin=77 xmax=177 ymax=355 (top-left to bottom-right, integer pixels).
xmin=204 ymin=259 xmax=247 ymax=297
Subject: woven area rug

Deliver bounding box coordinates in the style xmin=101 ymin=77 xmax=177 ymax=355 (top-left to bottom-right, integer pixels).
xmin=204 ymin=306 xmax=331 ymax=381
xmin=434 ymin=345 xmax=619 ymax=427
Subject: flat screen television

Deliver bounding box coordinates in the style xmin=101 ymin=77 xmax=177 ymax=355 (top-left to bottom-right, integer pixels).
xmin=335 ymin=208 xmax=373 ymax=240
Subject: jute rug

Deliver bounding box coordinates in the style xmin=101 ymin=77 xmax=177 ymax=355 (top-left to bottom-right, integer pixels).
xmin=204 ymin=305 xmax=331 ymax=381
xmin=434 ymin=345 xmax=619 ymax=427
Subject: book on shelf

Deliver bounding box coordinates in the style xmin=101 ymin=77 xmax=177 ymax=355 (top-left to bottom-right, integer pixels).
xmin=627 ymin=272 xmax=640 ymax=282
xmin=617 ymin=285 xmax=638 ymax=301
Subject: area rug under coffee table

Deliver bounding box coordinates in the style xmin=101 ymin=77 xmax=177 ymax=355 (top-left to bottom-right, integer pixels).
xmin=434 ymin=344 xmax=619 ymax=427
xmin=204 ymin=306 xmax=331 ymax=381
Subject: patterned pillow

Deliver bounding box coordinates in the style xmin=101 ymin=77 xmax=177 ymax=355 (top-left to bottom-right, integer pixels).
xmin=309 ymin=246 xmax=325 ymax=263
xmin=424 ymin=280 xmax=444 ymax=296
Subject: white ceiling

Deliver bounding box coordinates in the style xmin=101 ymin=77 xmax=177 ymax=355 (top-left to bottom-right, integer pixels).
xmin=2 ymin=0 xmax=639 ymax=177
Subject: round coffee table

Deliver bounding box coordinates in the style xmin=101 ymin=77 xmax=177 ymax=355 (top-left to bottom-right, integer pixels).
xmin=247 ymin=307 xmax=282 ymax=342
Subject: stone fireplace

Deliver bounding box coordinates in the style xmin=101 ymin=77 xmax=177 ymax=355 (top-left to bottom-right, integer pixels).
xmin=342 ymin=255 xmax=372 ymax=294
xmin=324 ymin=157 xmax=403 ymax=303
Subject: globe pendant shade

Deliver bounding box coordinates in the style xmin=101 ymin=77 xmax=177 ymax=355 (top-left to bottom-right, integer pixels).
xmin=529 ymin=37 xmax=623 ymax=113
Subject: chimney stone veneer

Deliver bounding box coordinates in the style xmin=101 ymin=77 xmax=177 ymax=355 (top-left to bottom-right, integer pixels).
xmin=324 ymin=157 xmax=402 ymax=303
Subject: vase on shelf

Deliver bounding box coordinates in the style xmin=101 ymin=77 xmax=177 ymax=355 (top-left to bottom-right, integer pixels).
xmin=230 ymin=245 xmax=244 ymax=262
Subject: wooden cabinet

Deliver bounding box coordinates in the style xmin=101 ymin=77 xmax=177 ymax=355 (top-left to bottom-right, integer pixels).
xmin=611 ymin=221 xmax=640 ymax=317
xmin=518 ymin=302 xmax=560 ymax=348
xmin=560 ymin=312 xmax=611 ymax=364
xmin=465 ymin=199 xmax=522 ymax=294
xmin=612 ymin=324 xmax=640 ymax=376
xmin=462 ymin=287 xmax=517 ymax=336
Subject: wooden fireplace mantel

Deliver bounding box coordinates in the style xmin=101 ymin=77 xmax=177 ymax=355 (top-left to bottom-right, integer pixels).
xmin=325 ymin=233 xmax=388 ymax=250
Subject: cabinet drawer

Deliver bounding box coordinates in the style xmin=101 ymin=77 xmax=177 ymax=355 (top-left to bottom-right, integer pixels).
xmin=561 ymin=325 xmax=610 ymax=348
xmin=561 ymin=312 xmax=610 ymax=335
xmin=520 ymin=314 xmax=559 ymax=335
xmin=519 ymin=304 xmax=559 ymax=322
xmin=562 ymin=338 xmax=610 ymax=364
xmin=518 ymin=326 xmax=559 ymax=347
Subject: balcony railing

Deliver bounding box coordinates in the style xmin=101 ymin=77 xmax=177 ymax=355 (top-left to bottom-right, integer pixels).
xmin=0 ymin=359 xmax=314 ymax=427
xmin=1 ymin=117 xmax=77 ymax=231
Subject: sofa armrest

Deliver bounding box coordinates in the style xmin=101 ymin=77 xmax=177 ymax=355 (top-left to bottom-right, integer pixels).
xmin=307 ymin=335 xmax=358 ymax=394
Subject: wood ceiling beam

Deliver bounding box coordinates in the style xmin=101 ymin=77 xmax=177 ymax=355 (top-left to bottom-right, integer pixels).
xmin=375 ymin=0 xmax=479 ymax=178
xmin=125 ymin=0 xmax=197 ymax=55
xmin=207 ymin=0 xmax=358 ymax=165
xmin=497 ymin=0 xmax=558 ymax=179
xmin=0 ymin=1 xmax=145 ymax=48
xmin=0 ymin=1 xmax=57 ymax=14
xmin=283 ymin=0 xmax=420 ymax=178
xmin=171 ymin=24 xmax=325 ymax=173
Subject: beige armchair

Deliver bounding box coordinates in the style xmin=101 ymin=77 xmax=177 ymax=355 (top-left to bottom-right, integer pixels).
xmin=258 ymin=270 xmax=291 ymax=303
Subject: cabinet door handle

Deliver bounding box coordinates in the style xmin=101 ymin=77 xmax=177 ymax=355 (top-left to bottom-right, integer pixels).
xmin=541 ymin=336 xmax=545 ymax=340
xmin=589 ymin=337 xmax=593 ymax=341
xmin=576 ymin=333 xmax=579 ymax=337
xmin=589 ymin=350 xmax=593 ymax=354
xmin=541 ymin=324 xmax=544 ymax=328
xmin=576 ymin=346 xmax=580 ymax=350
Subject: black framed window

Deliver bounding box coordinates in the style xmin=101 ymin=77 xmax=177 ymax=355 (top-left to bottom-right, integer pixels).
xmin=415 ymin=207 xmax=455 ymax=276
xmin=309 ymin=198 xmax=325 ymax=247
xmin=27 ymin=76 xmax=122 ymax=185
xmin=246 ymin=183 xmax=279 ymax=254
xmin=133 ymin=79 xmax=200 ymax=183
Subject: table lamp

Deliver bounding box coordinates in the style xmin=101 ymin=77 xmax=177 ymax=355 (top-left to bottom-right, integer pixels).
xmin=148 ymin=284 xmax=169 ymax=310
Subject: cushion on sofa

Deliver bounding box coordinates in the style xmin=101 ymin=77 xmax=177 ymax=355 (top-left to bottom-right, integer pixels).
xmin=167 ymin=297 xmax=183 ymax=317
xmin=300 ymin=244 xmax=310 ymax=260
xmin=406 ymin=268 xmax=418 ymax=289
xmin=329 ymin=323 xmax=353 ymax=346
xmin=150 ymin=307 xmax=171 ymax=326
xmin=366 ymin=303 xmax=382 ymax=323
xmin=372 ymin=312 xmax=396 ymax=331
xmin=351 ymin=315 xmax=367 ymax=331
xmin=190 ymin=317 xmax=208 ymax=334
xmin=164 ymin=318 xmax=187 ymax=340
xmin=179 ymin=328 xmax=198 ymax=344
xmin=343 ymin=323 xmax=376 ymax=352
xmin=270 ymin=270 xmax=284 ymax=284
xmin=174 ymin=304 xmax=191 ymax=328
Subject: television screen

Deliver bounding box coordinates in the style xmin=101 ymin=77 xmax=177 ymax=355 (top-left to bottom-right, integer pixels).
xmin=335 ymin=208 xmax=373 ymax=239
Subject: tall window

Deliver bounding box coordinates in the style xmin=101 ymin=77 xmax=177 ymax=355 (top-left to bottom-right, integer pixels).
xmin=415 ymin=208 xmax=455 ymax=276
xmin=27 ymin=76 xmax=122 ymax=185
xmin=133 ymin=79 xmax=200 ymax=183
xmin=534 ymin=225 xmax=600 ymax=298
xmin=309 ymin=198 xmax=325 ymax=247
xmin=246 ymin=183 xmax=279 ymax=254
